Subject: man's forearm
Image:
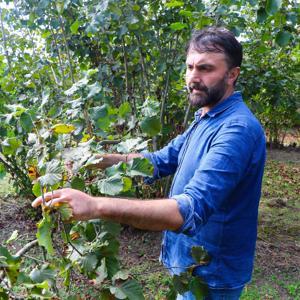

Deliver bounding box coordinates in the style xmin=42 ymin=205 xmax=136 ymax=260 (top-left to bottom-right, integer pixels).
xmin=92 ymin=153 xmax=143 ymax=169
xmin=93 ymin=197 xmax=184 ymax=231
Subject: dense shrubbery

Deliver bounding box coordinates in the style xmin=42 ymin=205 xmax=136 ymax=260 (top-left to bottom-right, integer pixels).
xmin=0 ymin=0 xmax=299 ymax=298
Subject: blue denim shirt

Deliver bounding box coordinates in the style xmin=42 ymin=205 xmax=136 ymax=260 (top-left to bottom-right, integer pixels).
xmin=143 ymin=92 xmax=266 ymax=289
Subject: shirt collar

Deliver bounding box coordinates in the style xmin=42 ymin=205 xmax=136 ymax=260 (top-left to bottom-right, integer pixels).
xmin=194 ymin=91 xmax=243 ymax=120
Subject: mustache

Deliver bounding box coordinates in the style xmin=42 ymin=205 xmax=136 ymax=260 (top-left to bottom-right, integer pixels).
xmin=188 ymin=82 xmax=208 ymax=93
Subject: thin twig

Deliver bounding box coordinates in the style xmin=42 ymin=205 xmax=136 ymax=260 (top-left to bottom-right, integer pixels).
xmin=60 ymin=216 xmax=83 ymax=257
xmin=16 ymin=239 xmax=39 ymax=257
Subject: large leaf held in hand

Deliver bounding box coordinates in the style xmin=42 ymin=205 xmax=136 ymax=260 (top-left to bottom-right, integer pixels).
xmin=116 ymin=138 xmax=148 ymax=153
xmin=98 ymin=174 xmax=132 ymax=196
xmin=140 ymin=116 xmax=161 ymax=136
xmin=38 ymin=160 xmax=62 ymax=186
xmin=127 ymin=158 xmax=154 ymax=177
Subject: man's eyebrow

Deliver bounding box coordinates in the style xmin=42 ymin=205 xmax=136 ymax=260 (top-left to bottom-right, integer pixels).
xmin=185 ymin=62 xmax=214 ymax=68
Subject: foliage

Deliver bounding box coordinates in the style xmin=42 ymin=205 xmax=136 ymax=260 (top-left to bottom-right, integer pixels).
xmin=0 ymin=0 xmax=299 ymax=298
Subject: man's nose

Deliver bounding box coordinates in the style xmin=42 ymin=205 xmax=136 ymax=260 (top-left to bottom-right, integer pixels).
xmin=188 ymin=68 xmax=202 ymax=81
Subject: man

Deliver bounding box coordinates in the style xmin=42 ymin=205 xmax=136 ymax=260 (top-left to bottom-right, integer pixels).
xmin=32 ymin=27 xmax=266 ymax=299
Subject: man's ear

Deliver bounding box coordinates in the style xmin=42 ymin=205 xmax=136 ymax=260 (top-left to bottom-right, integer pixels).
xmin=227 ymin=67 xmax=240 ymax=85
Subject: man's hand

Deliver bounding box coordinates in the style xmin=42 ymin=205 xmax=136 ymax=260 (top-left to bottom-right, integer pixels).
xmin=31 ymin=188 xmax=99 ymax=221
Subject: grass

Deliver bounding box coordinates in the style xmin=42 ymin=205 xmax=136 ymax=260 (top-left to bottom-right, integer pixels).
xmin=0 ymin=175 xmax=15 ymax=196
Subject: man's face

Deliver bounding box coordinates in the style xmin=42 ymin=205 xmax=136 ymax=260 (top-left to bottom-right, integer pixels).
xmin=185 ymin=50 xmax=231 ymax=108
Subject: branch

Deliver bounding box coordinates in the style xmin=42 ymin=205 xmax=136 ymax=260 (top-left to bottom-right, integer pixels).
xmin=0 ymin=8 xmax=12 ymax=72
xmin=16 ymin=239 xmax=39 ymax=257
xmin=98 ymin=139 xmax=121 ymax=146
xmin=57 ymin=14 xmax=74 ymax=84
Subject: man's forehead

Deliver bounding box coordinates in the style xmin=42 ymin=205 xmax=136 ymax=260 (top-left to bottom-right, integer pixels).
xmin=185 ymin=50 xmax=227 ymax=64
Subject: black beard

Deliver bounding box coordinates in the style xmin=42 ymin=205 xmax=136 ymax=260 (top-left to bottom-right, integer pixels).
xmin=188 ymin=75 xmax=228 ymax=109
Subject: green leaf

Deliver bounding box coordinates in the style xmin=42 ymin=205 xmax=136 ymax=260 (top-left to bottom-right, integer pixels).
xmin=0 ymin=246 xmax=21 ymax=285
xmin=109 ymin=286 xmax=127 ymax=299
xmin=116 ymin=138 xmax=148 ymax=153
xmin=87 ymin=82 xmax=102 ymax=99
xmin=32 ymin=182 xmax=42 ymax=197
xmin=265 ymin=0 xmax=282 ymax=15
xmin=57 ymin=203 xmax=73 ymax=221
xmin=6 ymin=230 xmax=18 ymax=244
xmin=95 ymin=258 xmax=108 ymax=284
xmin=191 ymin=246 xmax=211 ymax=265
xmin=0 ymin=163 xmax=6 ymax=180
xmin=5 ymin=104 xmax=26 ymax=117
xmin=119 ymin=102 xmax=132 ymax=118
xmin=0 ymin=287 xmax=8 ymax=300
xmin=119 ymin=279 xmax=145 ymax=300
xmin=70 ymin=19 xmax=80 ymax=34
xmin=140 ymin=116 xmax=161 ymax=136
xmin=189 ymin=277 xmax=208 ymax=300
xmin=1 ymin=138 xmax=22 ymax=155
xmin=172 ymin=273 xmax=190 ymax=294
xmin=166 ymin=1 xmax=184 ymax=8
xmin=36 ymin=212 xmax=54 ymax=255
xmin=38 ymin=160 xmax=62 ymax=187
xmin=71 ymin=177 xmax=85 ymax=191
xmin=79 ymin=253 xmax=98 ymax=273
xmin=127 ymin=158 xmax=154 ymax=177
xmin=109 ymin=3 xmax=122 ymax=16
xmin=275 ymin=31 xmax=292 ymax=47
xmin=30 ymin=267 xmax=55 ymax=283
xmin=20 ymin=112 xmax=34 ymax=133
xmin=169 ymin=22 xmax=187 ymax=31
xmin=256 ymin=8 xmax=268 ymax=23
xmin=89 ymin=105 xmax=109 ymax=121
xmin=56 ymin=0 xmax=64 ymax=14
xmin=122 ymin=177 xmax=132 ymax=192
xmin=179 ymin=10 xmax=193 ymax=18
xmin=98 ymin=174 xmax=132 ymax=196
xmin=105 ymin=162 xmax=127 ymax=177
xmin=112 ymin=270 xmax=129 ymax=282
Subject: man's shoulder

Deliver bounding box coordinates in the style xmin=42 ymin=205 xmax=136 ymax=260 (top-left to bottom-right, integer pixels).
xmin=221 ymin=101 xmax=265 ymax=140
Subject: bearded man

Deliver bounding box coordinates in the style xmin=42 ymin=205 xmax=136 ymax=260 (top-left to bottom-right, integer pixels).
xmin=33 ymin=27 xmax=266 ymax=299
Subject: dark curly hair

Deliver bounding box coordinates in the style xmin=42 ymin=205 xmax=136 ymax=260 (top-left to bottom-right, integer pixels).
xmin=186 ymin=27 xmax=243 ymax=69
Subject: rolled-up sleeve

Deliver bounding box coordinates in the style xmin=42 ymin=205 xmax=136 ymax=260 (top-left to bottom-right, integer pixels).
xmin=171 ymin=121 xmax=257 ymax=236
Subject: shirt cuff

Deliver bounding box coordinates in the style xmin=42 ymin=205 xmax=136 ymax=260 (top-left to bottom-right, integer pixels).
xmin=172 ymin=194 xmax=203 ymax=236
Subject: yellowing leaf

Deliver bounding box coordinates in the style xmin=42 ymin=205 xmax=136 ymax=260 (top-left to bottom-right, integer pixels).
xmin=52 ymin=124 xmax=75 ymax=134
xmin=80 ymin=134 xmax=91 ymax=142
xmin=70 ymin=232 xmax=80 ymax=241
xmin=28 ymin=166 xmax=39 ymax=180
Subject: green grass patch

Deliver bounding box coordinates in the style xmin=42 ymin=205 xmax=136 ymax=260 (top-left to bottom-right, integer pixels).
xmin=0 ymin=175 xmax=15 ymax=196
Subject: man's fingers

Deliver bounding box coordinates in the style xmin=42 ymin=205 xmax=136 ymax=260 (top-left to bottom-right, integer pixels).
xmin=31 ymin=190 xmax=61 ymax=207
xmin=48 ymin=198 xmax=69 ymax=207
xmin=31 ymin=197 xmax=42 ymax=207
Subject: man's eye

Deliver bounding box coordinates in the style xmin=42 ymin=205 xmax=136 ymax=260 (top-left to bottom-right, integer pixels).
xmin=187 ymin=65 xmax=193 ymax=70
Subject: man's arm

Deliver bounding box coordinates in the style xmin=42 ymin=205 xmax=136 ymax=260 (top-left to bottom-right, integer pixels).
xmin=31 ymin=188 xmax=184 ymax=231
xmin=88 ymin=153 xmax=143 ymax=169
